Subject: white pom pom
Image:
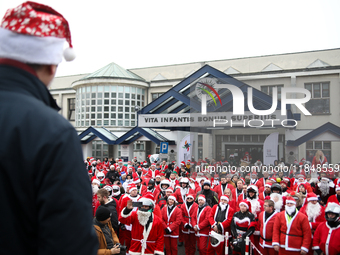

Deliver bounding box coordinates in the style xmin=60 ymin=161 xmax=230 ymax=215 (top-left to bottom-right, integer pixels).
xmin=63 ymin=47 xmax=76 ymax=61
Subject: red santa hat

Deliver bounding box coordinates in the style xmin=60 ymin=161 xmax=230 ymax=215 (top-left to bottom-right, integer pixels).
xmin=118 ymin=159 xmax=123 ymax=163
xmin=155 ymin=174 xmax=161 ymax=178
xmin=128 ymin=183 xmax=137 ymax=192
xmin=180 ymin=161 xmax=185 ymax=166
xmin=264 ymin=182 xmax=272 ymax=188
xmin=133 ymin=177 xmax=140 ymax=184
xmin=92 ymin=179 xmax=100 ymax=185
xmin=197 ymin=194 xmax=206 ymax=202
xmin=168 ymin=195 xmax=177 ymax=202
xmin=297 ymin=174 xmax=305 ymax=180
xmin=0 ymin=2 xmax=75 ymax=64
xmin=139 ymin=193 xmax=155 ymax=207
xmin=143 ymin=161 xmax=148 ymax=165
xmin=336 ymin=185 xmax=340 ymax=191
xmin=307 ymin=192 xmax=318 ymax=202
xmin=239 ymin=199 xmax=252 ymax=213
xmin=165 ymin=187 xmax=173 ymax=193
xmin=151 ymin=163 xmax=156 ymax=167
xmin=220 ymin=195 xmax=229 ymax=202
xmin=301 ymin=158 xmax=306 ymax=162
xmin=186 ymin=190 xmax=196 ymax=200
xmin=286 ymin=196 xmax=296 ymax=204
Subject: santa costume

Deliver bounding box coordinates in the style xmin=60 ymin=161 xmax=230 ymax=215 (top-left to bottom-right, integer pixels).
xmin=326 ymin=184 xmax=340 ymax=205
xmin=161 ymin=195 xmax=182 ymax=255
xmin=194 ymin=195 xmax=212 ymax=255
xmin=272 ymin=196 xmax=312 ymax=255
xmin=119 ymin=193 xmax=164 ymax=255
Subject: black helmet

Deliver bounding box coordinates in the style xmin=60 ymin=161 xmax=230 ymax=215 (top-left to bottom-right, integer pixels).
xmin=148 ymin=179 xmax=155 ymax=189
xmin=271 ymin=183 xmax=282 ymax=194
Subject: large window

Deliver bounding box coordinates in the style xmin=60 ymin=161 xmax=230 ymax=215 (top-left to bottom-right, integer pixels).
xmin=261 ymin=85 xmax=284 ymax=100
xmin=68 ymin=98 xmax=75 ymax=121
xmin=92 ymin=140 xmax=108 ymax=159
xmin=304 ymin=82 xmax=330 ymax=114
xmin=306 ymin=141 xmax=331 ymax=163
xmin=75 ymin=85 xmax=145 ymax=127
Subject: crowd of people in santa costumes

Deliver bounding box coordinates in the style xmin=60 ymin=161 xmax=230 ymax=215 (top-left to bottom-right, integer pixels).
xmin=88 ymin=154 xmax=340 ymax=255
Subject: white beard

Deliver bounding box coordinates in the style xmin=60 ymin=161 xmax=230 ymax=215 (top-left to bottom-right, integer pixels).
xmin=306 ymin=203 xmax=322 ymax=222
xmin=137 ymin=210 xmax=151 ymax=226
xmin=180 ymin=187 xmax=188 ymax=196
xmin=285 ymin=205 xmax=296 ymax=214
xmin=270 ymin=193 xmax=283 ymax=212
xmin=219 ymin=202 xmax=227 ymax=211
xmin=92 ymin=185 xmax=99 ymax=195
xmin=319 ymin=182 xmax=330 ymax=197
xmin=248 ymin=199 xmax=261 ymax=218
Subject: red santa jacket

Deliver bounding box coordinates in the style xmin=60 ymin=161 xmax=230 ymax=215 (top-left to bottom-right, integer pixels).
xmin=214 ymin=183 xmax=235 ymax=199
xmin=299 ymin=203 xmax=326 ymax=231
xmin=236 ymin=193 xmax=248 ymax=211
xmin=313 ymin=221 xmax=340 ymax=255
xmin=272 ymin=210 xmax=312 ymax=253
xmin=209 ymin=204 xmax=234 ymax=235
xmin=232 ymin=188 xmax=243 ymax=205
xmin=161 ymin=205 xmax=182 ymax=238
xmin=181 ymin=202 xmax=198 ymax=234
xmin=195 ymin=205 xmax=211 ymax=237
xmin=293 ymin=181 xmax=313 ymax=193
xmin=119 ymin=194 xmax=140 ymax=231
xmin=174 ymin=187 xmax=195 ymax=204
xmin=257 ymin=211 xmax=278 ymax=248
xmin=119 ymin=210 xmax=164 ymax=255
xmin=136 ymin=184 xmax=147 ymax=196
xmin=327 ymin=194 xmax=340 ymax=205
xmin=146 ymin=169 xmax=160 ymax=179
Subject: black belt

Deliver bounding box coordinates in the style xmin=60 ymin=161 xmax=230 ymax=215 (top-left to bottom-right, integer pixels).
xmin=184 ymin=216 xmax=191 ymax=219
xmin=280 ymin=231 xmax=302 ymax=238
xmin=260 ymin=236 xmax=272 ymax=242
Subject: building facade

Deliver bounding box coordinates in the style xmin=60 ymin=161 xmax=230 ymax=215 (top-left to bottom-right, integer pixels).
xmin=49 ymin=48 xmax=340 ymax=165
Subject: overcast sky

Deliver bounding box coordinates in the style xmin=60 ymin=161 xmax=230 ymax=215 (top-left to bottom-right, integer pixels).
xmin=1 ymin=0 xmax=339 ymax=77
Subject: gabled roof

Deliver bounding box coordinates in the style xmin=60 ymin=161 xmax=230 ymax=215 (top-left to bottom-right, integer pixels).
xmin=79 ymin=127 xmax=118 ymax=144
xmin=286 ymin=122 xmax=340 ymax=146
xmin=140 ymin=64 xmax=288 ymax=116
xmin=80 ymin=62 xmax=145 ymax=81
xmin=115 ymin=127 xmax=176 ymax=145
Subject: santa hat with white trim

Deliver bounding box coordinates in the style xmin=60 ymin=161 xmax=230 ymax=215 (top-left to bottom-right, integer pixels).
xmin=197 ymin=194 xmax=206 ymax=202
xmin=128 ymin=183 xmax=137 ymax=192
xmin=168 ymin=194 xmax=177 ymax=202
xmin=138 ymin=193 xmax=155 ymax=207
xmin=336 ymin=185 xmax=340 ymax=191
xmin=220 ymin=195 xmax=229 ymax=203
xmin=0 ymin=1 xmax=75 ymax=64
xmin=307 ymin=192 xmax=318 ymax=202
xmin=239 ymin=199 xmax=252 ymax=213
xmin=286 ymin=196 xmax=296 ymax=204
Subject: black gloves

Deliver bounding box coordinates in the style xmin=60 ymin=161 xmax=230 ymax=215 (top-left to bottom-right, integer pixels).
xmin=165 ymin=228 xmax=171 ymax=234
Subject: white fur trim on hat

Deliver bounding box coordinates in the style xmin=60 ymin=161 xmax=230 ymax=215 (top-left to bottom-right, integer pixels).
xmin=92 ymin=179 xmax=100 ymax=185
xmin=336 ymin=185 xmax=340 ymax=191
xmin=239 ymin=201 xmax=249 ymax=209
xmin=197 ymin=195 xmax=206 ymax=202
xmin=168 ymin=195 xmax=177 ymax=202
xmin=220 ymin=195 xmax=229 ymax=202
xmin=0 ymin=28 xmax=66 ymax=65
xmin=139 ymin=197 xmax=154 ymax=206
xmin=186 ymin=194 xmax=194 ymax=199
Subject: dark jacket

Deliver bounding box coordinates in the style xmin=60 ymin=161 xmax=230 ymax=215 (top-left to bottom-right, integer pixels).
xmin=106 ymin=170 xmax=120 ymax=183
xmin=99 ymin=199 xmax=119 ymax=232
xmin=0 ymin=60 xmax=98 ymax=255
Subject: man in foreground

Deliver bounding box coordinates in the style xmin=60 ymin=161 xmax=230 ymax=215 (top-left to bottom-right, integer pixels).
xmin=0 ymin=2 xmax=97 ymax=254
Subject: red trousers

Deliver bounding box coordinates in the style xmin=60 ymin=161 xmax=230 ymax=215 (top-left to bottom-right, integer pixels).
xmin=207 ymin=240 xmax=225 ymax=255
xmin=164 ymin=237 xmax=178 ymax=255
xmin=118 ymin=229 xmax=131 ymax=251
xmin=259 ymin=246 xmax=278 ymax=255
xmin=183 ymin=233 xmax=196 ymax=255
xmin=196 ymin=235 xmax=208 ymax=255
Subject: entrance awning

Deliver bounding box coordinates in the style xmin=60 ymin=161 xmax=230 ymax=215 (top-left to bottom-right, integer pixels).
xmin=79 ymin=127 xmax=118 ymax=144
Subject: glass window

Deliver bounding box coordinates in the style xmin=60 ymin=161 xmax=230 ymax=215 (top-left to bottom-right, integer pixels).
xmin=137 ymin=95 xmax=140 ymax=100
xmin=125 ymin=94 xmax=130 ymax=99
xmin=91 ymin=100 xmax=95 ymax=105
xmin=92 ymin=86 xmax=96 ymax=92
xmin=104 ymin=86 xmax=110 ymax=92
xmin=111 ymin=86 xmax=117 ymax=92
xmin=86 ymin=87 xmax=90 ymax=92
xmin=304 ymin=82 xmax=330 ymax=114
xmin=104 ymin=120 xmax=109 ymax=125
xmin=111 ymin=113 xmax=116 ymax=118
xmin=230 ymin=135 xmax=236 ymax=142
xmin=111 ymin=106 xmax=116 ymax=112
xmin=91 ymin=120 xmax=95 ymax=125
xmin=97 ymin=113 xmax=102 ymax=118
xmin=118 ymin=113 xmax=123 ymax=119
xmin=111 ymin=120 xmax=116 ymax=125
xmin=137 ymin=88 xmax=141 ymax=94
xmin=323 ymin=142 xmax=331 ymax=150
xmin=97 ymin=106 xmax=102 ymax=111
xmin=97 ymin=120 xmax=102 ymax=126
xmin=98 ymin=86 xmax=103 ymax=92
xmin=104 ymin=99 xmax=109 ymax=105
xmin=244 ymin=135 xmax=251 ymax=142
xmin=131 ymin=114 xmax=135 ymax=119
xmin=86 ymin=114 xmax=89 ymax=119
xmin=68 ymin=98 xmax=75 ymax=121
xmin=132 ymin=94 xmax=136 ymax=99
xmin=131 ymin=87 xmax=136 ymax=93
xmin=131 ymin=121 xmax=135 ymax=126
xmin=314 ymin=84 xmax=321 ymax=98
xmin=315 ymin=141 xmax=322 ymax=149
xmin=86 ymin=93 xmax=90 ymax=98
xmin=125 ymin=87 xmax=130 ymax=93
xmin=131 ymin=101 xmax=135 ymax=106
xmin=91 ymin=107 xmax=95 ymax=112
xmin=98 ymin=93 xmax=102 ymax=98
xmin=104 ymin=93 xmax=110 ymax=98
xmin=125 ymin=107 xmax=130 ymax=112
xmin=259 ymin=135 xmax=266 ymax=142
xmin=118 ymin=86 xmax=124 ymax=92
xmin=111 ymin=92 xmax=116 ymax=98
xmin=237 ymin=135 xmax=243 ymax=142
xmin=118 ymin=93 xmax=123 ymax=98
xmin=125 ymin=101 xmax=130 ymax=105
xmin=322 ymin=83 xmax=330 ymax=97
xmin=104 ymin=113 xmax=109 ymax=118
xmin=306 ymin=141 xmax=313 ymax=149
xmin=111 ymin=99 xmax=116 ymax=105
xmin=81 ymin=121 xmax=84 ymax=126
xmin=91 ymin=113 xmax=95 ymax=119
xmin=125 ymin=114 xmax=129 ymax=119
xmin=86 ymin=100 xmax=90 ymax=105
xmin=118 ymin=120 xmax=123 ymax=126
xmin=97 ymin=99 xmax=102 ymax=105
xmin=131 ymin=107 xmax=135 ymax=112
xmin=85 ymin=121 xmax=89 ymax=126
xmin=91 ymin=93 xmax=96 ymax=98
xmin=104 ymin=107 xmax=109 ymax=112
xmin=125 ymin=120 xmax=129 ymax=126
xmin=118 ymin=107 xmax=123 ymax=112
xmin=118 ymin=100 xmax=123 ymax=105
